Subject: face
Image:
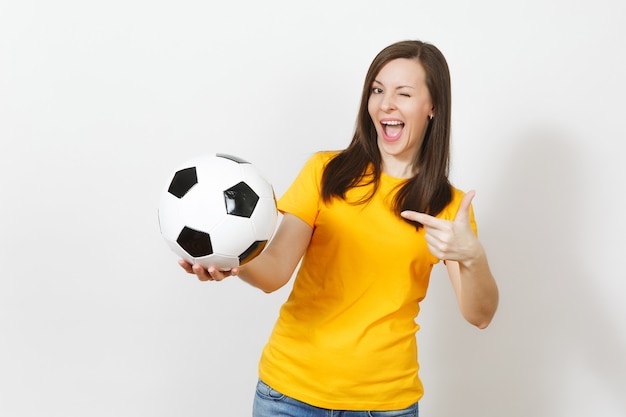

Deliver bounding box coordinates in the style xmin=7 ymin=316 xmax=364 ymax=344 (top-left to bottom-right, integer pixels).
xmin=367 ymin=58 xmax=433 ymax=176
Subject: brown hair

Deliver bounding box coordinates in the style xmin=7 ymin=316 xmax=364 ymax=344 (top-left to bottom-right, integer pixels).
xmin=321 ymin=40 xmax=453 ymax=229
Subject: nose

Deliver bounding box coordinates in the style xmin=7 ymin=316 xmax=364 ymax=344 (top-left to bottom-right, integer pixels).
xmin=380 ymin=94 xmax=396 ymax=112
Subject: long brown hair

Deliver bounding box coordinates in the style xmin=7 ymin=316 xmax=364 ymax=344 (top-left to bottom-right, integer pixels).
xmin=321 ymin=40 xmax=452 ymax=229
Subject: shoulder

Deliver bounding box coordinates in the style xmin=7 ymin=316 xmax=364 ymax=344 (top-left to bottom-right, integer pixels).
xmin=450 ymin=186 xmax=466 ymax=202
xmin=302 ymin=150 xmax=341 ymax=172
xmin=313 ymin=150 xmax=340 ymax=165
xmin=440 ymin=185 xmax=478 ymax=233
xmin=438 ymin=186 xmax=468 ymax=221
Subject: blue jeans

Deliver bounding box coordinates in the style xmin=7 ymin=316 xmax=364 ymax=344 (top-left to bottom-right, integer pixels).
xmin=253 ymin=379 xmax=419 ymax=417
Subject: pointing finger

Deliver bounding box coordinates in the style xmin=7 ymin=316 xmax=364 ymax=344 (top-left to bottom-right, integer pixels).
xmin=401 ymin=210 xmax=446 ymax=230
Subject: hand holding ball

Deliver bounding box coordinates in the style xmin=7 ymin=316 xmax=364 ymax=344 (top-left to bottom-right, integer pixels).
xmin=158 ymin=154 xmax=277 ymax=271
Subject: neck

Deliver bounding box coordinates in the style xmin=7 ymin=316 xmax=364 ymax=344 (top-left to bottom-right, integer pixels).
xmin=381 ymin=158 xmax=414 ymax=179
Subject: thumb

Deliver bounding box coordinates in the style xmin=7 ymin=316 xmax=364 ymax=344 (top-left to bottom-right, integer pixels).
xmin=454 ymin=190 xmax=476 ymax=224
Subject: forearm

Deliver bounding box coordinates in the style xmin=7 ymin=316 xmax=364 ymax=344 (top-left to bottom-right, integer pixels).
xmin=235 ymin=213 xmax=312 ymax=293
xmin=448 ymin=246 xmax=499 ymax=328
xmin=236 ymin=249 xmax=296 ymax=293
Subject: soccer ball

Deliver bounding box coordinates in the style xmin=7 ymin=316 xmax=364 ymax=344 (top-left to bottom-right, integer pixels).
xmin=158 ymin=153 xmax=277 ymax=271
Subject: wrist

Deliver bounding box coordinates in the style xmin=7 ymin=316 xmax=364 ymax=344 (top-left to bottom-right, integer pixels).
xmin=459 ymin=243 xmax=485 ymax=269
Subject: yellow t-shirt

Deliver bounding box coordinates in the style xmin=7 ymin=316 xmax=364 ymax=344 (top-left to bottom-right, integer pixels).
xmin=258 ymin=151 xmax=476 ymax=410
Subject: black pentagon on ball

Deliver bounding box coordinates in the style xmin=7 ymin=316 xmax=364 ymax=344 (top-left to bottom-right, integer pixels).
xmin=216 ymin=153 xmax=250 ymax=164
xmin=168 ymin=167 xmax=198 ymax=198
xmin=223 ymin=181 xmax=259 ymax=218
xmin=239 ymin=240 xmax=268 ymax=265
xmin=177 ymin=226 xmax=213 ymax=257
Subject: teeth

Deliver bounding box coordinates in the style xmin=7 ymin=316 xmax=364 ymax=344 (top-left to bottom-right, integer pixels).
xmin=382 ymin=120 xmax=403 ymax=125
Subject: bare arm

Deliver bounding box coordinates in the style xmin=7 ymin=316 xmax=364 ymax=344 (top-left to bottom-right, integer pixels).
xmin=444 ymin=254 xmax=498 ymax=329
xmin=179 ymin=213 xmax=313 ymax=293
xmin=401 ymin=190 xmax=499 ymax=328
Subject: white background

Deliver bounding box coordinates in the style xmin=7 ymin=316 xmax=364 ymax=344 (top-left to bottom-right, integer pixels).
xmin=1 ymin=1 xmax=625 ymax=416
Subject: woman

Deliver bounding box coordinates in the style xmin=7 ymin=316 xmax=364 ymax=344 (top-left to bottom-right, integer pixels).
xmin=181 ymin=40 xmax=499 ymax=416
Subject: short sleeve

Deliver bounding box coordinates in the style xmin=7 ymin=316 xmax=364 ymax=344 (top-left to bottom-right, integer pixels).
xmin=277 ymin=152 xmax=334 ymax=228
xmin=441 ymin=187 xmax=478 ymax=236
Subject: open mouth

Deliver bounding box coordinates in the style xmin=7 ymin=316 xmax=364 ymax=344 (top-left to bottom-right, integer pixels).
xmin=382 ymin=120 xmax=404 ymax=140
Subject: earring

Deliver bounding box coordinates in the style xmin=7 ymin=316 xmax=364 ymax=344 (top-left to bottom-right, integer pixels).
xmin=429 ymin=114 xmax=434 ymax=120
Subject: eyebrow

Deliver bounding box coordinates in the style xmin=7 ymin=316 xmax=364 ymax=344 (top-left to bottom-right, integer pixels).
xmin=372 ymin=80 xmax=416 ymax=90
